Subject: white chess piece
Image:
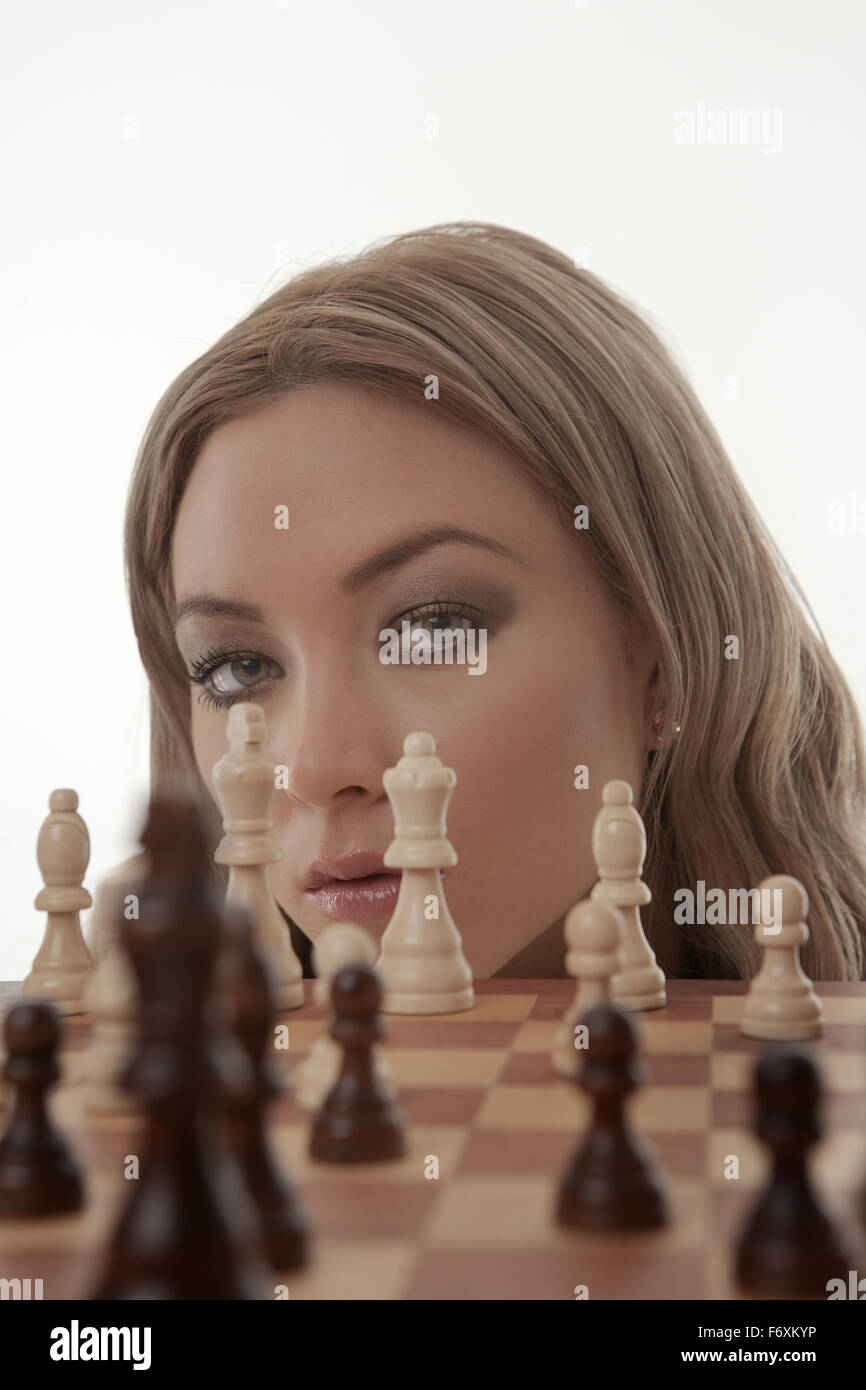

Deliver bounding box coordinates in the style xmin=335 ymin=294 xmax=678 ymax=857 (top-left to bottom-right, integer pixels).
xmin=310 ymin=925 xmax=377 ymax=1007
xmin=214 ymin=704 xmax=304 ymax=1010
xmin=22 ymin=789 xmax=93 ymax=1015
xmin=590 ymin=780 xmax=666 ymax=1011
xmin=551 ymin=900 xmax=622 ymax=1078
xmin=78 ymin=856 xmax=148 ymax=1113
xmin=376 ymin=732 xmax=474 ymax=1014
xmin=83 ymin=853 xmax=149 ymax=960
xmin=295 ymin=924 xmax=393 ymax=1111
xmin=740 ymin=875 xmax=823 ymax=1041
xmin=81 ymin=940 xmax=140 ymax=1113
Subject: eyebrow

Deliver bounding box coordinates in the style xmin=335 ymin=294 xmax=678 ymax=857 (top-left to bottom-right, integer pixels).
xmin=338 ymin=524 xmax=524 ymax=594
xmin=172 ymin=595 xmax=265 ymax=626
xmin=172 ymin=525 xmax=523 ymax=626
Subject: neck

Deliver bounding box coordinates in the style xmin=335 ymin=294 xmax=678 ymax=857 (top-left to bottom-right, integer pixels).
xmin=493 ymin=913 xmax=568 ymax=979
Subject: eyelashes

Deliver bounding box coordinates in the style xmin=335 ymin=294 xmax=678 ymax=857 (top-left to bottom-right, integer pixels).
xmin=196 ymin=688 xmax=251 ymax=712
xmin=392 ymin=598 xmax=485 ymax=634
xmin=189 ymin=645 xmax=280 ymax=712
xmin=186 ymin=599 xmax=490 ymax=711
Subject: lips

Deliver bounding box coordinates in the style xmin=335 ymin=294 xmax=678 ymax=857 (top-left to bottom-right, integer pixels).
xmin=302 ymin=851 xmax=395 ymax=893
xmin=302 ymin=851 xmax=403 ymax=923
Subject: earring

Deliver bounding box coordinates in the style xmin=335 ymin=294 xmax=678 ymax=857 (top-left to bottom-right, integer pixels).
xmin=652 ymin=712 xmax=681 ymax=746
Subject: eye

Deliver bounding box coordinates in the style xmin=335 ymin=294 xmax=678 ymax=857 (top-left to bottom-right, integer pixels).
xmin=188 ymin=647 xmax=280 ymax=710
xmin=393 ymin=599 xmax=485 ymax=634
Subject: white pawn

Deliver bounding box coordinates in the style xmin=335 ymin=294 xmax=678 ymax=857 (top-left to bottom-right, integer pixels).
xmin=591 ymin=780 xmax=666 ymax=1011
xmin=376 ymin=732 xmax=474 ymax=1015
xmin=23 ymin=789 xmax=93 ymax=1015
xmin=740 ymin=875 xmax=823 ymax=1041
xmin=79 ymin=856 xmax=148 ymax=1113
xmin=310 ymin=925 xmax=377 ymax=1007
xmin=80 ymin=942 xmax=139 ymax=1113
xmin=213 ymin=703 xmax=304 ymax=1011
xmin=295 ymin=924 xmax=393 ymax=1111
xmin=551 ymin=900 xmax=622 ymax=1078
xmin=84 ymin=853 xmax=149 ymax=960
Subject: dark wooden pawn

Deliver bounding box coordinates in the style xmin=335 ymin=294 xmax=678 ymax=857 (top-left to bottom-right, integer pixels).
xmin=556 ymin=1002 xmax=668 ymax=1231
xmin=90 ymin=797 xmax=269 ymax=1300
xmin=217 ymin=903 xmax=310 ymax=1270
xmin=310 ymin=963 xmax=406 ymax=1163
xmin=736 ymin=1049 xmax=860 ymax=1296
xmin=0 ymin=1001 xmax=83 ymax=1217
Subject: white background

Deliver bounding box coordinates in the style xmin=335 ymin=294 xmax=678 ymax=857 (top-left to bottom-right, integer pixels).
xmin=2 ymin=0 xmax=864 ymax=978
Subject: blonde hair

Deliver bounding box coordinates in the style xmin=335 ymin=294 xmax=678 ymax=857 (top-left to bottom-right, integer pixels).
xmin=124 ymin=221 xmax=866 ymax=980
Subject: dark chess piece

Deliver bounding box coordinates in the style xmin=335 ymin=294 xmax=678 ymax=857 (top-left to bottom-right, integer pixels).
xmin=0 ymin=1001 xmax=84 ymax=1217
xmin=736 ymin=1049 xmax=860 ymax=1297
xmin=555 ymin=1002 xmax=669 ymax=1230
xmin=310 ymin=962 xmax=406 ymax=1163
xmin=216 ymin=902 xmax=310 ymax=1270
xmin=90 ymin=796 xmax=269 ymax=1300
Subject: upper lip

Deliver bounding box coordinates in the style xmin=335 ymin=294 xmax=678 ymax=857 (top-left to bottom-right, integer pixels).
xmin=302 ymin=851 xmax=398 ymax=893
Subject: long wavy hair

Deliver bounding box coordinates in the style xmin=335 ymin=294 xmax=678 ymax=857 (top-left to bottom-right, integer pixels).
xmin=123 ymin=221 xmax=866 ymax=980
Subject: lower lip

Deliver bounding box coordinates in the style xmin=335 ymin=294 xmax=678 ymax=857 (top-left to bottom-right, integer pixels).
xmin=305 ymin=873 xmax=402 ymax=921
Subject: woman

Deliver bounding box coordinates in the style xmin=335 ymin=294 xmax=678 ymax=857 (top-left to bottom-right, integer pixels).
xmin=119 ymin=221 xmax=866 ymax=981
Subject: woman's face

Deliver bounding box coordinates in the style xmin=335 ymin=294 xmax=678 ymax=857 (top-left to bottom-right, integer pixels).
xmin=171 ymin=381 xmax=656 ymax=977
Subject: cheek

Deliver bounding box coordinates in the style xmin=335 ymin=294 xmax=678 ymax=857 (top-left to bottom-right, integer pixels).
xmin=448 ymin=630 xmax=640 ymax=823
xmin=437 ymin=633 xmax=645 ymax=966
xmin=189 ymin=700 xmax=228 ymax=811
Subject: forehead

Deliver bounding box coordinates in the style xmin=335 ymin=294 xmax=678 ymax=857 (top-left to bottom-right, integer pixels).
xmin=170 ymin=381 xmax=569 ymax=592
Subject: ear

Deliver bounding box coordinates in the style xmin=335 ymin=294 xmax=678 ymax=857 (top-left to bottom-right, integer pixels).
xmin=643 ymin=662 xmax=663 ymax=751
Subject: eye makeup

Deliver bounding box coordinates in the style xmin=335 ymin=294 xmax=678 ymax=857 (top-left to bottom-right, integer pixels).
xmin=182 ymin=567 xmax=518 ymax=710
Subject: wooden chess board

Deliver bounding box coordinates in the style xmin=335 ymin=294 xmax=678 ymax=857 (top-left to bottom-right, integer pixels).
xmin=1 ymin=979 xmax=865 ymax=1301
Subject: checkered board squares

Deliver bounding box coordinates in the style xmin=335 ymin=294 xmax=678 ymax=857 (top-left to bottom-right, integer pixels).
xmin=0 ymin=979 xmax=864 ymax=1301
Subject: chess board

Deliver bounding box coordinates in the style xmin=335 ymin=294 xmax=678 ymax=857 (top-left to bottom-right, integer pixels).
xmin=1 ymin=979 xmax=865 ymax=1302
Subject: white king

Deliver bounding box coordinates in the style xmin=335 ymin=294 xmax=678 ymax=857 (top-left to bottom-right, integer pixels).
xmin=376 ymin=731 xmax=474 ymax=1014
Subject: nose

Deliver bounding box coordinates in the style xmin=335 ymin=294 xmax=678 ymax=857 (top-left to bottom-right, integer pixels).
xmin=273 ymin=662 xmax=396 ymax=811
